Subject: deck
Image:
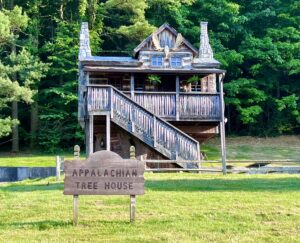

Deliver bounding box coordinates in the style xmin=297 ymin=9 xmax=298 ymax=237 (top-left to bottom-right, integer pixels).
xmin=86 ymin=85 xmax=221 ymax=121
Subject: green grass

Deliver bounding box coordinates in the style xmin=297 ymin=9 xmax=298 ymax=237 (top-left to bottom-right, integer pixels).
xmin=202 ymin=135 xmax=300 ymax=161
xmin=0 ymin=136 xmax=299 ymax=167
xmin=0 ymin=154 xmax=76 ymax=167
xmin=0 ymin=173 xmax=299 ymax=242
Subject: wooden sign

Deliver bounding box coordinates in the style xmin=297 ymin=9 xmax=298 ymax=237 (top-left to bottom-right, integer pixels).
xmin=64 ymin=151 xmax=145 ymax=195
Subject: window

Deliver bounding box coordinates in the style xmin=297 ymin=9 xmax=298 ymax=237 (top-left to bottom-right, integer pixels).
xmin=170 ymin=56 xmax=182 ymax=67
xmin=151 ymin=55 xmax=163 ymax=67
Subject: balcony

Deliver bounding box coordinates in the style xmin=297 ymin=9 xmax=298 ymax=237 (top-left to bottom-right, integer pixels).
xmin=86 ymin=85 xmax=221 ymax=121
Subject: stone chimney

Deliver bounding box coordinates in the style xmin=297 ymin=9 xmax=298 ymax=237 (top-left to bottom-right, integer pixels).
xmin=79 ymin=22 xmax=91 ymax=60
xmin=199 ymin=22 xmax=214 ymax=60
xmin=193 ymin=21 xmax=219 ymax=67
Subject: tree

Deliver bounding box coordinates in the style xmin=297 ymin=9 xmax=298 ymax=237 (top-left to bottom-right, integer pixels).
xmin=102 ymin=0 xmax=155 ymax=51
xmin=0 ymin=6 xmax=48 ymax=151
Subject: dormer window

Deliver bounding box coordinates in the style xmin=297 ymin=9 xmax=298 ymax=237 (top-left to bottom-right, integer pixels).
xmin=151 ymin=55 xmax=163 ymax=67
xmin=170 ymin=56 xmax=182 ymax=67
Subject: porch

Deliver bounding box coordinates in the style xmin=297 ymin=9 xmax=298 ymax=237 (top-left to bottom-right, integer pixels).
xmin=85 ymin=71 xmax=223 ymax=121
xmin=87 ymin=85 xmax=221 ymax=121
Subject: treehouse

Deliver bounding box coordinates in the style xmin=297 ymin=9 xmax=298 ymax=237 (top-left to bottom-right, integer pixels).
xmin=78 ymin=22 xmax=226 ymax=167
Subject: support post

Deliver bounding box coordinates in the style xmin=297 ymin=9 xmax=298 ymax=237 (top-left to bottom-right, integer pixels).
xmin=88 ymin=115 xmax=94 ymax=156
xmin=175 ymin=76 xmax=180 ymax=121
xmin=55 ymin=156 xmax=60 ymax=181
xmin=130 ymin=74 xmax=135 ymax=99
xmin=130 ymin=195 xmax=136 ymax=222
xmin=106 ymin=114 xmax=111 ymax=151
xmin=218 ymin=74 xmax=227 ymax=175
xmin=153 ymin=116 xmax=157 ymax=148
xmin=129 ymin=145 xmax=136 ymax=222
xmin=73 ymin=195 xmax=79 ymax=226
xmin=73 ymin=145 xmax=80 ymax=226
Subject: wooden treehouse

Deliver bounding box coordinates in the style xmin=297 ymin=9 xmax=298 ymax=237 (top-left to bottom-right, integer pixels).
xmin=78 ymin=22 xmax=226 ymax=169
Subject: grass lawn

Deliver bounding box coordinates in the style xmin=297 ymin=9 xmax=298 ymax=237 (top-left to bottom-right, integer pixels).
xmin=0 ymin=136 xmax=299 ymax=168
xmin=0 ymin=173 xmax=299 ymax=242
xmin=0 ymin=155 xmax=75 ymax=167
xmin=202 ymin=135 xmax=300 ymax=161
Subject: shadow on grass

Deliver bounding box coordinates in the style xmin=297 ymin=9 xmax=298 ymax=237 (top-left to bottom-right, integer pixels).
xmin=1 ymin=177 xmax=300 ymax=193
xmin=145 ymin=177 xmax=300 ymax=192
xmin=0 ymin=220 xmax=72 ymax=230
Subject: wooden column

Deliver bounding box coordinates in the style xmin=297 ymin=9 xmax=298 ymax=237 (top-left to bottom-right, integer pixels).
xmin=153 ymin=116 xmax=157 ymax=148
xmin=55 ymin=156 xmax=60 ymax=181
xmin=218 ymin=74 xmax=227 ymax=175
xmin=106 ymin=114 xmax=111 ymax=151
xmin=130 ymin=74 xmax=135 ymax=99
xmin=176 ymin=75 xmax=180 ymax=121
xmin=88 ymin=115 xmax=94 ymax=156
xmin=85 ymin=121 xmax=88 ymax=158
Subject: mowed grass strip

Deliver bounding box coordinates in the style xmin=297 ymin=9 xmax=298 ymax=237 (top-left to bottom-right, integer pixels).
xmin=0 ymin=173 xmax=299 ymax=243
xmin=0 ymin=155 xmax=77 ymax=167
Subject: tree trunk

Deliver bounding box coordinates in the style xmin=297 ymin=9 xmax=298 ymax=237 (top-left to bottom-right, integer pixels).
xmin=30 ymin=101 xmax=39 ymax=149
xmin=11 ymin=40 xmax=18 ymax=152
xmin=11 ymin=100 xmax=19 ymax=152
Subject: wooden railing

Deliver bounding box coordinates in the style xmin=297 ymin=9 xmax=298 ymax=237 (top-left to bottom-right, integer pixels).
xmin=123 ymin=91 xmax=220 ymax=120
xmin=133 ymin=92 xmax=176 ymax=118
xmin=87 ymin=85 xmax=200 ymax=161
xmin=179 ymin=94 xmax=220 ymax=119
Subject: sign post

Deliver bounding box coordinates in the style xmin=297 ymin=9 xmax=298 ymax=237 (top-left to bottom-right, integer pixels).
xmin=73 ymin=145 xmax=80 ymax=226
xmin=130 ymin=146 xmax=136 ymax=222
xmin=64 ymin=150 xmax=145 ymax=225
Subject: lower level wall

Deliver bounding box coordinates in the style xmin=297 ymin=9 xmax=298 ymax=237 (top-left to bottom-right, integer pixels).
xmin=94 ymin=122 xmax=166 ymax=160
xmin=91 ymin=116 xmax=219 ymax=167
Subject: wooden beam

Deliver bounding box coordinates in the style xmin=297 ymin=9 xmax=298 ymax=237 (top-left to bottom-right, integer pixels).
xmin=88 ymin=115 xmax=94 ymax=156
xmin=218 ymin=74 xmax=227 ymax=175
xmin=176 ymin=75 xmax=180 ymax=121
xmin=106 ymin=114 xmax=111 ymax=151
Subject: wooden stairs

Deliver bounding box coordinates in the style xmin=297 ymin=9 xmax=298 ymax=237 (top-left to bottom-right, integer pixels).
xmin=87 ymin=85 xmax=201 ymax=164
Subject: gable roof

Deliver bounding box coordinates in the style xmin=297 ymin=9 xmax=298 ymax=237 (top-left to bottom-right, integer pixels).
xmin=133 ymin=23 xmax=198 ymax=57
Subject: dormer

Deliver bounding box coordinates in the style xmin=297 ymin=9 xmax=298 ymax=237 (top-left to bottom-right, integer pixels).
xmin=133 ymin=23 xmax=198 ymax=69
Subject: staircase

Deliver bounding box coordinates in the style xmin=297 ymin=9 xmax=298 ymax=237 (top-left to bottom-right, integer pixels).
xmin=87 ymin=85 xmax=200 ymax=161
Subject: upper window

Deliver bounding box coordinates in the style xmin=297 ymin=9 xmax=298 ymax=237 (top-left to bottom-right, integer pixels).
xmin=170 ymin=56 xmax=182 ymax=67
xmin=151 ymin=55 xmax=163 ymax=67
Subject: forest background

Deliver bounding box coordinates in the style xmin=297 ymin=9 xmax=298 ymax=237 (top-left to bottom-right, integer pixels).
xmin=0 ymin=0 xmax=299 ymax=153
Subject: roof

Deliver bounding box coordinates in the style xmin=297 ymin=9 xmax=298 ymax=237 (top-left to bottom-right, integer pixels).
xmin=133 ymin=23 xmax=198 ymax=56
xmin=83 ymin=66 xmax=226 ymax=75
xmin=84 ymin=56 xmax=136 ymax=62
xmin=81 ymin=56 xmax=142 ymax=67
